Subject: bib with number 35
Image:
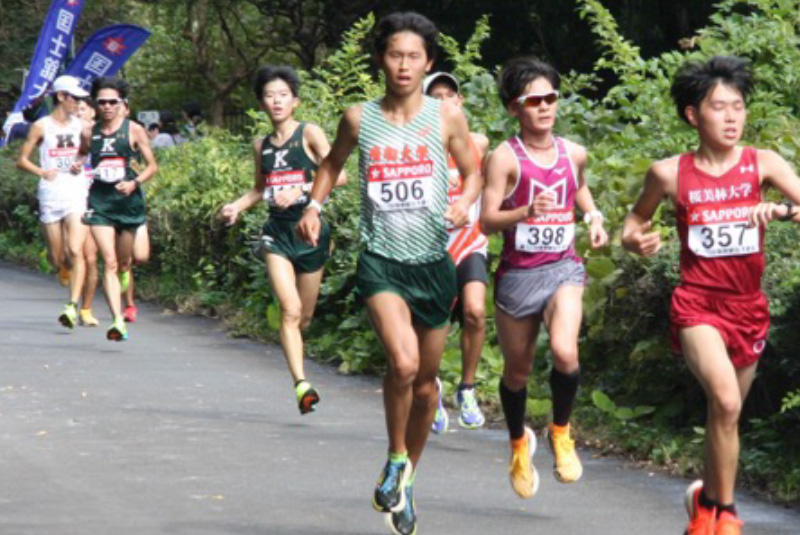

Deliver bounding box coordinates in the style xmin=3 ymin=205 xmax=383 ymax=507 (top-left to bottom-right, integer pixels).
xmin=687 ymin=203 xmax=760 ymax=258
xmin=94 ymin=157 xmax=126 ymax=183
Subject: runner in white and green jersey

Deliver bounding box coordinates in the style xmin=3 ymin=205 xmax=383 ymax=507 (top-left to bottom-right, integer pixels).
xmin=220 ymin=65 xmax=346 ymax=415
xmin=297 ymin=12 xmax=481 ymax=535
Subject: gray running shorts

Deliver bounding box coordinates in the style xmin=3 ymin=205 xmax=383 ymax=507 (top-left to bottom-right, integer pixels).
xmin=495 ymin=259 xmax=586 ymax=319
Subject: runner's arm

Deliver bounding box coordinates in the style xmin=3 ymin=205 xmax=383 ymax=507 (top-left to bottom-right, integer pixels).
xmin=297 ymin=105 xmax=361 ymax=246
xmin=70 ymin=124 xmax=92 ymax=173
xmin=443 ymin=102 xmax=479 ymax=227
xmin=218 ymin=138 xmax=264 ymax=225
xmin=305 ymin=123 xmax=347 ymax=187
xmin=570 ymin=142 xmax=608 ymax=248
xmin=16 ymin=121 xmax=52 ymax=179
xmin=752 ymin=149 xmax=800 ymax=225
xmin=131 ymin=122 xmax=157 ymax=186
xmin=621 ymin=160 xmax=672 ymax=256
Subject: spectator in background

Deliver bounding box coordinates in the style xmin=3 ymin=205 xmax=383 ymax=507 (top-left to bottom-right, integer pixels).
xmin=181 ymin=101 xmax=203 ymax=139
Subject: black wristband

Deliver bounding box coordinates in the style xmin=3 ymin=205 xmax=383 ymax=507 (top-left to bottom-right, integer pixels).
xmin=779 ymin=200 xmax=794 ymax=222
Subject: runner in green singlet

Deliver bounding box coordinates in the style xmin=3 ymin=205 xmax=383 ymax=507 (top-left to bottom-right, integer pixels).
xmin=219 ymin=65 xmax=346 ymax=415
xmin=77 ymin=77 xmax=157 ymax=341
xmin=297 ymin=13 xmax=481 ymax=535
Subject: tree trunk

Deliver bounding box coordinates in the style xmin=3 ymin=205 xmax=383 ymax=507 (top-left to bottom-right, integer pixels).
xmin=209 ymin=97 xmax=225 ymax=127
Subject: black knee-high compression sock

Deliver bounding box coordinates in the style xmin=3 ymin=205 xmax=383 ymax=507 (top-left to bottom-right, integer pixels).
xmin=499 ymin=378 xmax=527 ymax=440
xmin=550 ymin=368 xmax=580 ymax=426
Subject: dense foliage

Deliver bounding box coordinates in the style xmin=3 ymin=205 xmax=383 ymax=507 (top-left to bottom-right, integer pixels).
xmin=2 ymin=0 xmax=799 ymax=503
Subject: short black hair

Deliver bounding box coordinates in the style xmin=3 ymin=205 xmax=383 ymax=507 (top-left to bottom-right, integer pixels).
xmin=671 ymin=56 xmax=753 ymax=124
xmin=147 ymin=123 xmax=160 ymax=132
xmin=374 ymin=12 xmax=438 ymax=61
xmin=91 ymin=77 xmax=129 ymax=100
xmin=253 ymin=65 xmax=301 ymax=101
xmin=498 ymin=57 xmax=560 ymax=108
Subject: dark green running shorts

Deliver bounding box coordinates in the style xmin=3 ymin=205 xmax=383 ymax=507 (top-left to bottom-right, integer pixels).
xmin=262 ymin=217 xmax=330 ymax=274
xmin=355 ymin=250 xmax=457 ymax=329
xmin=84 ymin=181 xmax=146 ymax=231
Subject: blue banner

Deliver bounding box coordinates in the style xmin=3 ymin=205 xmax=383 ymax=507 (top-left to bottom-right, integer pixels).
xmin=2 ymin=0 xmax=85 ymax=144
xmin=65 ymin=24 xmax=151 ymax=92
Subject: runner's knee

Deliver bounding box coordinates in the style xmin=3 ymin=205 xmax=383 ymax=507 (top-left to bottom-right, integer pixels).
xmin=463 ymin=302 xmax=485 ymax=331
xmin=503 ymin=361 xmax=532 ymax=390
xmin=709 ymin=390 xmax=742 ymax=428
xmin=412 ymin=377 xmax=437 ymax=407
xmin=551 ymin=340 xmax=579 ymax=372
xmin=388 ymin=353 xmax=419 ymax=387
xmin=300 ymin=313 xmax=313 ymax=331
xmin=281 ymin=305 xmax=302 ymax=328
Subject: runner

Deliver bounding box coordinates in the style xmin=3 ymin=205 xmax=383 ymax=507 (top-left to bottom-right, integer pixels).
xmin=75 ymin=97 xmax=100 ymax=326
xmin=297 ymin=13 xmax=480 ymax=535
xmin=481 ymin=57 xmax=608 ymax=498
xmin=423 ymin=72 xmax=489 ymax=433
xmin=122 ymin=224 xmax=150 ymax=323
xmin=17 ymin=75 xmax=90 ymax=328
xmin=621 ymin=56 xmax=800 ymax=535
xmin=78 ymin=77 xmax=157 ymax=341
xmin=219 ymin=65 xmax=346 ymax=415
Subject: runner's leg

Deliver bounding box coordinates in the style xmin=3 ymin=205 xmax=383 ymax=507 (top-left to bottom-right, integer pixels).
xmin=496 ymin=308 xmax=540 ymax=438
xmin=459 ymin=281 xmax=486 ymax=385
xmin=266 ymin=253 xmax=306 ymax=383
xmin=92 ymin=225 xmax=124 ymax=320
xmin=63 ymin=213 xmax=87 ymax=304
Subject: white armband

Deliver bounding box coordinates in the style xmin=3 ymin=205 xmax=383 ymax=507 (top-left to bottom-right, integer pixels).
xmin=583 ymin=210 xmax=604 ymax=224
xmin=305 ymin=199 xmax=323 ymax=214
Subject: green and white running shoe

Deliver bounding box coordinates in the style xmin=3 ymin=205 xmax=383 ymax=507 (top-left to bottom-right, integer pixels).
xmin=106 ymin=318 xmax=129 ymax=341
xmin=58 ymin=302 xmax=78 ymax=329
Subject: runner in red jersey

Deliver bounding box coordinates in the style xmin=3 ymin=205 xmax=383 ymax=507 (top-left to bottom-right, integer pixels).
xmin=622 ymin=56 xmax=800 ymax=535
xmin=482 ymin=57 xmax=608 ymax=499
xmin=423 ymin=72 xmax=490 ymax=432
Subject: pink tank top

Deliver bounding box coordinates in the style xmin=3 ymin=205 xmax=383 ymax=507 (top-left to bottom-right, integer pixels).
xmin=498 ymin=136 xmax=579 ymax=277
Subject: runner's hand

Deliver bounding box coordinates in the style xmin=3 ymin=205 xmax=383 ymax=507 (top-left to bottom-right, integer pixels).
xmin=116 ymin=180 xmax=137 ymax=197
xmin=69 ymin=161 xmax=83 ymax=175
xmin=219 ymin=203 xmax=239 ymax=226
xmin=274 ymin=187 xmax=304 ymax=209
xmin=444 ymin=199 xmax=470 ymax=228
xmin=748 ymin=202 xmax=781 ymax=228
xmin=589 ymin=219 xmax=609 ymax=249
xmin=627 ymin=220 xmax=662 ymax=257
xmin=527 ymin=191 xmax=556 ymax=218
xmin=40 ymin=169 xmax=58 ymax=181
xmin=297 ymin=207 xmax=321 ymax=246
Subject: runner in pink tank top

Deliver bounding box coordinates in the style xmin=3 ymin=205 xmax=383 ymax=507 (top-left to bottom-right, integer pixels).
xmin=481 ymin=57 xmax=608 ymax=499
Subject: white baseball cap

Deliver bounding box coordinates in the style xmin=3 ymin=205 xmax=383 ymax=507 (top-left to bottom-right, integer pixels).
xmin=51 ymin=75 xmax=89 ymax=98
xmin=423 ymin=72 xmax=460 ymax=95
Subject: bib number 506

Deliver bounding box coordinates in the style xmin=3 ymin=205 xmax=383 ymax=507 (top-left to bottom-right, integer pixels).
xmin=380 ymin=180 xmax=425 ymax=203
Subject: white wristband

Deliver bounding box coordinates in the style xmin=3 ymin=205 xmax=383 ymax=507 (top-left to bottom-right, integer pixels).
xmin=583 ymin=210 xmax=603 ymax=224
xmin=305 ymin=199 xmax=323 ymax=214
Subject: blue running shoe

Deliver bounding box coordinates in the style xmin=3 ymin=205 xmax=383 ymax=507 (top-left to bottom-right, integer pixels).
xmin=373 ymin=458 xmax=412 ymax=513
xmin=431 ymin=377 xmax=449 ymax=434
xmin=385 ymin=482 xmax=416 ymax=535
xmin=454 ymin=387 xmax=485 ymax=429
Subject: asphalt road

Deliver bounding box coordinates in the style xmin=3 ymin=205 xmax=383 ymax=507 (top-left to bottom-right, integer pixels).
xmin=1 ymin=262 xmax=798 ymax=535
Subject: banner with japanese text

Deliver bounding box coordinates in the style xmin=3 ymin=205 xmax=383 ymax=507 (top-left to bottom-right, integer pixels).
xmin=65 ymin=24 xmax=152 ymax=92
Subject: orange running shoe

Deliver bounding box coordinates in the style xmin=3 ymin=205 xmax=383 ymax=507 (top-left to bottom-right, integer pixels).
xmin=509 ymin=426 xmax=539 ymax=499
xmin=716 ymin=511 xmax=743 ymax=535
xmin=685 ymin=480 xmax=716 ymax=535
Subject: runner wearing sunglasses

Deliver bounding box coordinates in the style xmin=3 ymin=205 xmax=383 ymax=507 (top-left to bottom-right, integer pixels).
xmin=297 ymin=12 xmax=480 ymax=535
xmin=622 ymin=56 xmax=800 ymax=535
xmin=422 ymin=71 xmax=489 ymax=433
xmin=17 ymin=75 xmax=91 ymax=329
xmin=220 ymin=65 xmax=346 ymax=415
xmin=482 ymin=57 xmax=608 ymax=499
xmin=76 ymin=77 xmax=157 ymax=341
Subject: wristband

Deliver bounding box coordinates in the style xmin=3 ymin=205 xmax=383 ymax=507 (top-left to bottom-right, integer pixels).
xmin=583 ymin=210 xmax=604 ymax=224
xmin=305 ymin=199 xmax=323 ymax=214
xmin=779 ymin=200 xmax=794 ymax=222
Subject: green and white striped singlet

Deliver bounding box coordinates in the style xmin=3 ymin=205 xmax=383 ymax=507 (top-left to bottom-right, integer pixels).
xmin=357 ymin=96 xmax=450 ymax=264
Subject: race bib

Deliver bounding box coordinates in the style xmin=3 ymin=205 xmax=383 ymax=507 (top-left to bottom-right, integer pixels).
xmin=94 ymin=157 xmax=126 ymax=183
xmin=515 ymin=209 xmax=575 ymax=253
xmin=368 ymin=160 xmax=433 ymax=212
xmin=687 ymin=203 xmax=760 ymax=257
xmin=263 ymin=170 xmax=307 ymax=206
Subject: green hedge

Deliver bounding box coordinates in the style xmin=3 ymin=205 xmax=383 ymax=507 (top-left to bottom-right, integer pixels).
xmin=2 ymin=2 xmax=800 ymax=502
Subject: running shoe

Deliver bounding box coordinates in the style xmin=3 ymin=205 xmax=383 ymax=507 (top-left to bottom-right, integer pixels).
xmin=106 ymin=318 xmax=129 ymax=342
xmin=295 ymin=380 xmax=320 ymax=414
xmin=58 ymin=265 xmax=70 ymax=286
xmin=716 ymin=511 xmax=743 ymax=535
xmin=684 ymin=480 xmax=716 ymax=535
xmin=123 ymin=305 xmax=138 ymax=323
xmin=547 ymin=422 xmax=583 ymax=483
xmin=80 ymin=308 xmax=99 ymax=326
xmin=118 ymin=270 xmax=131 ymax=293
xmin=431 ymin=377 xmax=448 ymax=434
xmin=454 ymin=387 xmax=485 ymax=429
xmin=373 ymin=458 xmax=412 ymax=513
xmin=385 ymin=481 xmax=416 ymax=535
xmin=58 ymin=302 xmax=78 ymax=329
xmin=509 ymin=426 xmax=539 ymax=499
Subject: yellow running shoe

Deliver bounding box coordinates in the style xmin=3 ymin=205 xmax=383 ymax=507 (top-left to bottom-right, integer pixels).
xmin=547 ymin=423 xmax=583 ymax=483
xmin=118 ymin=270 xmax=131 ymax=293
xmin=80 ymin=308 xmax=99 ymax=326
xmin=58 ymin=265 xmax=70 ymax=286
xmin=509 ymin=426 xmax=539 ymax=498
